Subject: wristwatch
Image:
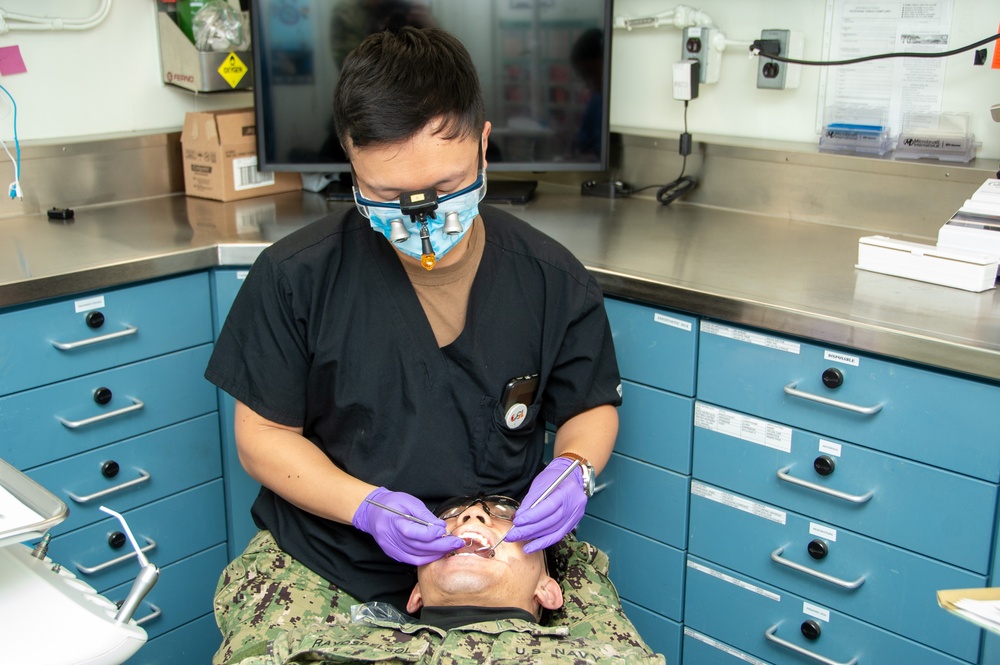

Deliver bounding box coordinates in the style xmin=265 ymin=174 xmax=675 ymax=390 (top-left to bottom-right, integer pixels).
xmin=558 ymin=452 xmax=596 ymax=497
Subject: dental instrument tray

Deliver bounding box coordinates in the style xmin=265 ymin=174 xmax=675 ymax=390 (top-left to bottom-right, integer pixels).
xmin=0 ymin=456 xmax=68 ymax=548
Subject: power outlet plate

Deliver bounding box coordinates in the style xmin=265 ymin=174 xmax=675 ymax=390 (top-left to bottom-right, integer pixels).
xmin=757 ymin=29 xmax=790 ymax=89
xmin=682 ymin=26 xmax=720 ymax=84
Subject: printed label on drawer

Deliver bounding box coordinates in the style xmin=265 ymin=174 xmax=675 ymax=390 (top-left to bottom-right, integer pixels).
xmin=803 ymin=602 xmax=831 ymax=622
xmin=695 ymin=402 xmax=793 ymax=452
xmin=653 ymin=312 xmax=693 ymax=332
xmin=809 ymin=523 xmax=838 ymax=542
xmin=684 ymin=628 xmax=771 ymax=665
xmin=701 ymin=321 xmax=801 ymax=354
xmin=237 ymin=270 xmax=249 ymax=280
xmin=688 ymin=560 xmax=781 ymax=601
xmin=74 ymin=295 xmax=105 ymax=313
xmin=692 ymin=481 xmax=787 ymax=525
xmin=824 ymin=350 xmax=860 ymax=366
xmin=818 ymin=439 xmax=842 ymax=457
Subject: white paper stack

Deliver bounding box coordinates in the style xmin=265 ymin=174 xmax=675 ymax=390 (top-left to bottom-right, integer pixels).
xmin=857 ymin=235 xmax=998 ymax=292
xmin=937 ymin=179 xmax=1000 ymax=266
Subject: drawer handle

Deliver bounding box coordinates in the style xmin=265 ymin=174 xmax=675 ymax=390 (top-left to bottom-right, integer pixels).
xmin=770 ymin=547 xmax=866 ymax=589
xmin=67 ymin=469 xmax=152 ymax=504
xmin=51 ymin=324 xmax=138 ymax=350
xmin=58 ymin=397 xmax=145 ymax=429
xmin=133 ymin=603 xmax=162 ymax=626
xmin=765 ymin=624 xmax=858 ymax=665
xmin=776 ymin=466 xmax=874 ymax=504
xmin=783 ymin=382 xmax=883 ymax=415
xmin=76 ymin=537 xmax=157 ymax=575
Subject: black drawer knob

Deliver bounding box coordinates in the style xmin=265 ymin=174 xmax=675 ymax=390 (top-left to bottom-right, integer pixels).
xmin=807 ymin=539 xmax=829 ymax=560
xmin=821 ymin=367 xmax=844 ymax=389
xmin=108 ymin=531 xmax=127 ymax=549
xmin=801 ymin=620 xmax=822 ymax=640
xmin=101 ymin=460 xmax=120 ymax=478
xmin=93 ymin=387 xmax=113 ymax=405
xmin=85 ymin=310 xmax=105 ymax=329
xmin=813 ymin=455 xmax=836 ymax=476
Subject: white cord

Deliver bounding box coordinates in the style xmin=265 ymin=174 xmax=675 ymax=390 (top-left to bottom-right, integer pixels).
xmin=613 ymin=4 xmax=715 ymax=31
xmin=0 ymin=0 xmax=112 ymax=33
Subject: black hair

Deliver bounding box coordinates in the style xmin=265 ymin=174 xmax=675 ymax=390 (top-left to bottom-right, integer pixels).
xmin=333 ymin=26 xmax=486 ymax=152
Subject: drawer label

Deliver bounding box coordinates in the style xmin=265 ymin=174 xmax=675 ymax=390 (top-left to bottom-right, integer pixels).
xmin=692 ymin=481 xmax=787 ymax=525
xmin=803 ymin=602 xmax=831 ymax=622
xmin=695 ymin=402 xmax=793 ymax=453
xmin=73 ymin=295 xmax=105 ymax=313
xmin=684 ymin=628 xmax=771 ymax=664
xmin=824 ymin=350 xmax=860 ymax=366
xmin=688 ymin=560 xmax=781 ymax=601
xmin=701 ymin=321 xmax=801 ymax=354
xmin=653 ymin=312 xmax=693 ymax=332
xmin=809 ymin=523 xmax=838 ymax=541
xmin=818 ymin=439 xmax=842 ymax=457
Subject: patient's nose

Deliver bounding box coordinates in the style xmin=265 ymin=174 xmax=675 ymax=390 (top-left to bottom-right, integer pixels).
xmin=457 ymin=503 xmax=494 ymax=525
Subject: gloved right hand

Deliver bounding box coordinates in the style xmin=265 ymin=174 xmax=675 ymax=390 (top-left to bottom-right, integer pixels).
xmin=352 ymin=487 xmax=465 ymax=565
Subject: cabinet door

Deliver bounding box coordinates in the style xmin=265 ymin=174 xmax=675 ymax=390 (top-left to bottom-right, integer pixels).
xmin=693 ymin=402 xmax=997 ymax=573
xmin=617 ymin=380 xmax=693 ymax=474
xmin=605 ymin=298 xmax=697 ymax=396
xmin=689 ymin=481 xmax=984 ymax=661
xmin=697 ymin=321 xmax=1000 ymax=482
xmin=1 ymin=273 xmax=213 ymax=396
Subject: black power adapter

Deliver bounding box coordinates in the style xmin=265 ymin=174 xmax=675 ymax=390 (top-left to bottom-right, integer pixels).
xmin=581 ymin=180 xmax=632 ymax=198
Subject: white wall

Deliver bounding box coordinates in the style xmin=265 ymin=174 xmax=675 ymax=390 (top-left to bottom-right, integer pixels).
xmin=0 ymin=0 xmax=996 ymax=159
xmin=611 ymin=0 xmax=1000 ymax=158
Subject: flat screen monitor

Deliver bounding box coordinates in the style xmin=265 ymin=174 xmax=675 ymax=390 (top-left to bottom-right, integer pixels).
xmin=248 ymin=0 xmax=612 ymax=199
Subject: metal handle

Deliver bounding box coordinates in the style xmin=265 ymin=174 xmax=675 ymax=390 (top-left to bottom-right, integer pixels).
xmin=76 ymin=537 xmax=157 ymax=575
xmin=67 ymin=469 xmax=152 ymax=503
xmin=765 ymin=624 xmax=858 ymax=665
xmin=593 ymin=481 xmax=609 ymax=495
xmin=783 ymin=382 xmax=882 ymax=415
xmin=133 ymin=603 xmax=162 ymax=626
xmin=58 ymin=397 xmax=144 ymax=429
xmin=770 ymin=547 xmax=866 ymax=589
xmin=776 ymin=466 xmax=874 ymax=504
xmin=51 ymin=325 xmax=138 ymax=350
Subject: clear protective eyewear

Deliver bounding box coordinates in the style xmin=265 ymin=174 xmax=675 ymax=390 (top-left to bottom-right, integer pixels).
xmin=434 ymin=494 xmax=520 ymax=522
xmin=352 ymin=170 xmax=486 ymax=219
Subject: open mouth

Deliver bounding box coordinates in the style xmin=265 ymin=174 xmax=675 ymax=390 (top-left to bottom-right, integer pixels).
xmin=451 ymin=531 xmax=494 ymax=559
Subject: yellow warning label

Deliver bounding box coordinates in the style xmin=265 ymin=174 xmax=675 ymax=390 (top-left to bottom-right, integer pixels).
xmin=218 ymin=52 xmax=248 ymax=88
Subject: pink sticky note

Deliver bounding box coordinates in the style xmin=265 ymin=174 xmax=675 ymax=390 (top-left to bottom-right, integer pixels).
xmin=0 ymin=45 xmax=27 ymax=76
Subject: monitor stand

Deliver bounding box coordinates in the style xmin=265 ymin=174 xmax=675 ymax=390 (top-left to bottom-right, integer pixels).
xmin=484 ymin=179 xmax=537 ymax=204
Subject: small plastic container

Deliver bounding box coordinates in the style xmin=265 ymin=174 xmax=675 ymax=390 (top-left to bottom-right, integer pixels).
xmin=818 ymin=105 xmax=893 ymax=156
xmin=894 ymin=112 xmax=978 ymax=163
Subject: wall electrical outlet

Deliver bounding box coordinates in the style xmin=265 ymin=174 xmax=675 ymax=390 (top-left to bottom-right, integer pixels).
xmin=682 ymin=26 xmax=721 ymax=84
xmin=756 ymin=29 xmax=803 ymax=90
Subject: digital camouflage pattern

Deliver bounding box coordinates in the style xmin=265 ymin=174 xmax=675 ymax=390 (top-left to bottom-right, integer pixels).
xmin=214 ymin=530 xmax=665 ymax=664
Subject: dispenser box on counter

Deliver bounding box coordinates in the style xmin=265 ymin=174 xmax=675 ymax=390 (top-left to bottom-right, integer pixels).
xmin=157 ymin=0 xmax=253 ymax=93
xmin=181 ymin=109 xmax=301 ymax=202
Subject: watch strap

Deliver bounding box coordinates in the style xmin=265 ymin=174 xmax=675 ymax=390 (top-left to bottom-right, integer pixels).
xmin=557 ymin=452 xmax=595 ymax=497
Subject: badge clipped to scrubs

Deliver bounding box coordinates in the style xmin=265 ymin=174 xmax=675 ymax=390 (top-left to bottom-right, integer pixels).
xmin=500 ymin=374 xmax=539 ymax=430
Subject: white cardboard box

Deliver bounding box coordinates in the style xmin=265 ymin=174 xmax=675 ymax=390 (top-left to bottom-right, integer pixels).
xmin=857 ymin=235 xmax=997 ymax=292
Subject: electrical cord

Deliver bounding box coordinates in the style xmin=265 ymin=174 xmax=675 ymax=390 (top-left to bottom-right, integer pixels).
xmin=631 ymin=100 xmax=698 ymax=205
xmin=750 ymin=32 xmax=1000 ymax=66
xmin=0 ymin=83 xmax=21 ymax=199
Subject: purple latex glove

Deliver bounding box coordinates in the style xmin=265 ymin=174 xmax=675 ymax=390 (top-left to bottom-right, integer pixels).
xmin=503 ymin=456 xmax=587 ymax=554
xmin=353 ymin=487 xmax=465 ymax=565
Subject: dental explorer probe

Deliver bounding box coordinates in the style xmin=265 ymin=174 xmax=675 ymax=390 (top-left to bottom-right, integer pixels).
xmin=480 ymin=458 xmax=582 ymax=557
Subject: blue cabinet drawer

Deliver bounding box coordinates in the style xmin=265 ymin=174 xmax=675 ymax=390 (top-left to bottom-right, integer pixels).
xmin=684 ymin=627 xmax=776 ymax=665
xmin=0 ymin=345 xmax=216 ymax=469
xmin=685 ymin=557 xmax=968 ymax=665
xmin=577 ymin=516 xmax=685 ymax=621
xmin=697 ymin=321 xmax=1000 ymax=482
xmin=0 ymin=273 xmax=213 ymax=396
xmin=27 ymin=415 xmax=222 ymax=536
xmin=126 ymin=613 xmax=221 ymax=665
xmin=54 ymin=480 xmax=226 ymax=594
xmin=106 ymin=544 xmax=227 ymax=641
xmin=622 ymin=599 xmax=681 ymax=665
xmin=617 ymin=380 xmax=693 ymax=474
xmin=587 ymin=452 xmax=689 ymax=549
xmin=692 ymin=403 xmax=997 ymax=573
xmin=210 ymin=268 xmax=247 ymax=336
xmin=605 ymin=298 xmax=697 ymax=396
xmin=688 ymin=481 xmax=983 ymax=661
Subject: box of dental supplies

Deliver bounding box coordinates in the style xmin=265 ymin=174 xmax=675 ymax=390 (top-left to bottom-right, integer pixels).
xmin=158 ymin=0 xmax=254 ymax=92
xmin=937 ymin=179 xmax=1000 ymax=267
xmin=857 ymin=235 xmax=997 ymax=292
xmin=181 ymin=108 xmax=301 ymax=201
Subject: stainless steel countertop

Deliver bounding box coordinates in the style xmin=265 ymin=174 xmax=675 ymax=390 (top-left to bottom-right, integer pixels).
xmin=2 ymin=189 xmax=998 ymax=382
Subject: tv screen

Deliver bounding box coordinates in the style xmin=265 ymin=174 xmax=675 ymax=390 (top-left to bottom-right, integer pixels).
xmin=248 ymin=0 xmax=612 ymax=184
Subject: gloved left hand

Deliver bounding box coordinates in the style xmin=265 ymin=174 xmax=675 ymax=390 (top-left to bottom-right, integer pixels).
xmin=502 ymin=456 xmax=587 ymax=553
xmin=352 ymin=487 xmax=465 ymax=565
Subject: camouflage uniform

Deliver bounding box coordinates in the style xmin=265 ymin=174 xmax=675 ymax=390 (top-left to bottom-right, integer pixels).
xmin=214 ymin=530 xmax=664 ymax=664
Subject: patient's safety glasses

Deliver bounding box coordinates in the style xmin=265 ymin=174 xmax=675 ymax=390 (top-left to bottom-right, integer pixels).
xmin=434 ymin=495 xmax=520 ymax=522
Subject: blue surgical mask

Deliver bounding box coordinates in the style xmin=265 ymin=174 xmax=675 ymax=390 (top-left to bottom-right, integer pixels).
xmin=354 ymin=172 xmax=487 ymax=266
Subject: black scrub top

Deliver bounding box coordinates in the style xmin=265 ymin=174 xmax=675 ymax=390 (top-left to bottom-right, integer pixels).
xmin=205 ymin=204 xmax=622 ymax=609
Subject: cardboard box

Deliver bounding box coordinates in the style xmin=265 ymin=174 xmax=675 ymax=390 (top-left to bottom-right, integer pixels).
xmin=181 ymin=108 xmax=301 ymax=202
